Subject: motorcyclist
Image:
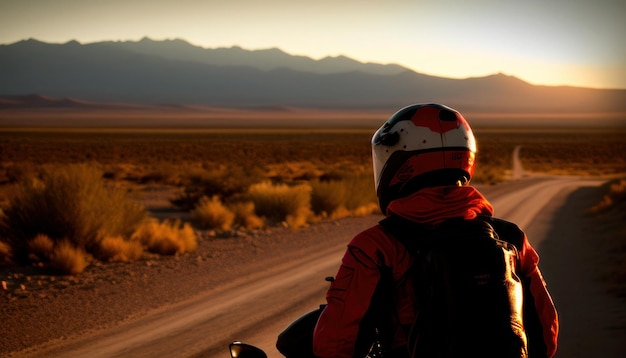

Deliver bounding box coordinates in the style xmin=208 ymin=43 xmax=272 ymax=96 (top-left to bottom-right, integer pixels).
xmin=312 ymin=103 xmax=559 ymax=358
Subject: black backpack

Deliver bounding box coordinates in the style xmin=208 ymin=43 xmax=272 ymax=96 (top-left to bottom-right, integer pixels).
xmin=379 ymin=215 xmax=528 ymax=358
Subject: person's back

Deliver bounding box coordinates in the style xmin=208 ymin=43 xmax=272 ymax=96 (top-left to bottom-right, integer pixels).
xmin=380 ymin=215 xmax=528 ymax=358
xmin=312 ymin=104 xmax=558 ymax=358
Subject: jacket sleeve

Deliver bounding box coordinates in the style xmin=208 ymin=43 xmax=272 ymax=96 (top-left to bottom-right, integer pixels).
xmin=519 ymin=235 xmax=559 ymax=358
xmin=313 ymin=228 xmax=391 ymax=358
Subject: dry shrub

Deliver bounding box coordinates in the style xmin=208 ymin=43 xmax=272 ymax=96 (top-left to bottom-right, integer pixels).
xmin=310 ymin=179 xmax=346 ymax=217
xmin=132 ymin=219 xmax=197 ymax=255
xmin=228 ymin=201 xmax=265 ymax=229
xmin=97 ymin=236 xmax=144 ymax=262
xmin=28 ymin=234 xmax=55 ymax=262
xmin=286 ymin=210 xmax=309 ymax=228
xmin=247 ymin=181 xmax=312 ymax=228
xmin=342 ymin=174 xmax=377 ymax=210
xmin=191 ymin=196 xmax=235 ymax=230
xmin=50 ymin=240 xmax=90 ymax=275
xmin=174 ymin=166 xmax=264 ymax=210
xmin=310 ymin=174 xmax=378 ymax=219
xmin=0 ymin=164 xmax=146 ymax=262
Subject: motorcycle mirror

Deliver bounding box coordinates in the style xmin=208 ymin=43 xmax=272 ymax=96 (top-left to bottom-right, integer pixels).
xmin=229 ymin=341 xmax=267 ymax=358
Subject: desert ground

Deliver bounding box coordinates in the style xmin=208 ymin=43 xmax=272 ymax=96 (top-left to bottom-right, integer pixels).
xmin=0 ymin=126 xmax=624 ymax=358
xmin=1 ymin=175 xmax=624 ymax=358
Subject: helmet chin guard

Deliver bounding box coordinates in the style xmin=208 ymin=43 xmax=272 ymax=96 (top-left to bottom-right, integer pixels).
xmin=372 ymin=104 xmax=476 ymax=213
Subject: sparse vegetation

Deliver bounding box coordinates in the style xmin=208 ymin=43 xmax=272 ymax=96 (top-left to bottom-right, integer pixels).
xmin=49 ymin=240 xmax=90 ymax=275
xmin=228 ymin=201 xmax=265 ymax=230
xmin=173 ymin=165 xmax=265 ymax=210
xmin=0 ymin=164 xmax=147 ymax=266
xmin=310 ymin=173 xmax=378 ymax=218
xmin=474 ymin=129 xmax=626 ymax=179
xmin=0 ymin=127 xmax=624 ymax=273
xmin=246 ymin=181 xmax=312 ymax=228
xmin=191 ymin=196 xmax=235 ymax=230
xmin=0 ymin=163 xmax=198 ymax=274
xmin=190 ymin=197 xmax=267 ymax=231
xmin=96 ymin=236 xmax=144 ymax=263
xmin=131 ymin=219 xmax=197 ymax=256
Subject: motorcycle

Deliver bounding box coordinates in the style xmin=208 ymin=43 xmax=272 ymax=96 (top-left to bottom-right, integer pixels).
xmin=228 ymin=300 xmax=326 ymax=357
xmin=229 ymin=277 xmax=386 ymax=358
xmin=229 ymin=323 xmax=385 ymax=358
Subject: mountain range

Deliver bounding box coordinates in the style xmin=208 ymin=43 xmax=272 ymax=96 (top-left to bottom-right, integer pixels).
xmin=0 ymin=38 xmax=625 ymax=121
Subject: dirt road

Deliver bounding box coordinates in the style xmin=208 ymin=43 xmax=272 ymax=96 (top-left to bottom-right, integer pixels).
xmin=7 ymin=174 xmax=623 ymax=358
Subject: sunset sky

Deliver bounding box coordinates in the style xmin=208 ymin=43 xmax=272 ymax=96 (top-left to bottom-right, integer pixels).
xmin=1 ymin=0 xmax=624 ymax=89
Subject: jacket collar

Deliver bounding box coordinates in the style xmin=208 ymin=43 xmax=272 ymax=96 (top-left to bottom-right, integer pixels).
xmin=386 ymin=185 xmax=494 ymax=225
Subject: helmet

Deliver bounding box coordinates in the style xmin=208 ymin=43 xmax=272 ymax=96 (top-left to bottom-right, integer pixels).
xmin=372 ymin=103 xmax=476 ymax=212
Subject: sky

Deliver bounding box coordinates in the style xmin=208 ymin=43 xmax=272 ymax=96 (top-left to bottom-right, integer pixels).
xmin=1 ymin=0 xmax=624 ymax=89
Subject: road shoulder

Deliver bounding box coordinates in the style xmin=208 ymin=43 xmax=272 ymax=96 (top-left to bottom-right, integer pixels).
xmin=531 ymin=183 xmax=625 ymax=358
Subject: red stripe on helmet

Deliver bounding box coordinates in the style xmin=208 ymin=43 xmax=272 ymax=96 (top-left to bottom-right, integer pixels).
xmin=410 ymin=106 xmax=469 ymax=134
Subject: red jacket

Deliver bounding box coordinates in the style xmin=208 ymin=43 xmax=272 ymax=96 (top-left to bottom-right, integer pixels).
xmin=313 ymin=185 xmax=558 ymax=358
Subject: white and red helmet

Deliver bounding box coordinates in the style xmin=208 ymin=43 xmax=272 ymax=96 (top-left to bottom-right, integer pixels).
xmin=372 ymin=103 xmax=477 ymax=212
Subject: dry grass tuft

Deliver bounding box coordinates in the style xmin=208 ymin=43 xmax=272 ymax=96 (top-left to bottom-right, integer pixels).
xmin=247 ymin=181 xmax=312 ymax=228
xmin=97 ymin=236 xmax=144 ymax=262
xmin=228 ymin=201 xmax=265 ymax=230
xmin=28 ymin=234 xmax=55 ymax=263
xmin=191 ymin=196 xmax=235 ymax=230
xmin=132 ymin=219 xmax=197 ymax=255
xmin=310 ymin=179 xmax=346 ymax=217
xmin=310 ymin=174 xmax=378 ymax=219
xmin=49 ymin=240 xmax=90 ymax=275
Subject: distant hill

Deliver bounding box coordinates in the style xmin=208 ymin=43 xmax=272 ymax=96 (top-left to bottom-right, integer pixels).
xmin=111 ymin=37 xmax=410 ymax=76
xmin=0 ymin=38 xmax=625 ymax=118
